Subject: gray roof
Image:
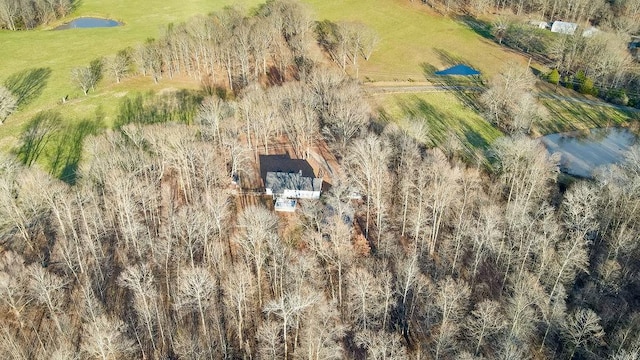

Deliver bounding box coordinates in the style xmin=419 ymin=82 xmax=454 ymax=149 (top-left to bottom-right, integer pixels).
xmin=266 ymin=171 xmax=322 ymax=194
xmin=551 ymin=21 xmax=577 ymax=35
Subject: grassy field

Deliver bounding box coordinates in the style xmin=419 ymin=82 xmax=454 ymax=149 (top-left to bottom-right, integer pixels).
xmin=0 ymin=0 xmax=527 ymax=147
xmin=534 ymin=82 xmax=640 ymax=136
xmin=0 ymin=0 xmax=262 ymax=148
xmin=374 ymin=91 xmax=503 ymax=159
xmin=307 ymin=0 xmax=526 ymax=81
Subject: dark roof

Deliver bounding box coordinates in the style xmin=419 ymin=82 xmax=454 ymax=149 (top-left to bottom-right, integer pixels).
xmin=434 ymin=64 xmax=481 ymax=76
xmin=259 ymin=154 xmax=315 ymax=183
xmin=265 ymin=171 xmax=322 ymax=194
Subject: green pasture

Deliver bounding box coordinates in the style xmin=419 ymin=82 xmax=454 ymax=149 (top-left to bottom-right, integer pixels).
xmin=307 ymin=0 xmax=526 ymax=81
xmin=0 ymin=0 xmax=527 ymax=144
xmin=376 ymin=92 xmax=503 ymax=160
xmin=0 ymin=0 xmax=261 ymax=148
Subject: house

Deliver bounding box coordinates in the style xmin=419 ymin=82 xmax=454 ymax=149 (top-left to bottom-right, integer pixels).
xmin=265 ymin=171 xmax=322 ymax=200
xmin=260 ymin=154 xmax=323 ymax=212
xmin=551 ymin=21 xmax=578 ymax=35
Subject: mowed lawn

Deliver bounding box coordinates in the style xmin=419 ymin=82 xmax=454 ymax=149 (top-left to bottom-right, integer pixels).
xmin=307 ymin=0 xmax=526 ymax=81
xmin=0 ymin=0 xmax=261 ymax=147
xmin=374 ymin=92 xmax=503 ymax=158
xmin=0 ymin=0 xmax=524 ymax=149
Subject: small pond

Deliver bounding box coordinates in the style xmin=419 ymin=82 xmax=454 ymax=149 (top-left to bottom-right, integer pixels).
xmin=54 ymin=17 xmax=121 ymax=30
xmin=540 ymin=127 xmax=638 ymax=178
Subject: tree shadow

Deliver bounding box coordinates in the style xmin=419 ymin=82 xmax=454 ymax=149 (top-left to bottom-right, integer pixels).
xmin=3 ymin=68 xmax=52 ymax=108
xmin=420 ymin=52 xmax=484 ymax=113
xmin=13 ymin=110 xmax=61 ymax=167
xmin=393 ymin=95 xmax=499 ymax=165
xmin=538 ymin=98 xmax=636 ymax=135
xmin=49 ymin=112 xmax=104 ymax=184
xmin=455 ymin=15 xmax=493 ymax=40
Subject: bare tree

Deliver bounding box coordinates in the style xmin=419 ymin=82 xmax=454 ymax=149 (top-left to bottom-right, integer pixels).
xmin=223 ymin=263 xmax=256 ymax=350
xmin=0 ymin=86 xmax=17 ymax=124
xmin=27 ymin=264 xmax=67 ymax=333
xmin=467 ymin=300 xmax=506 ymax=355
xmin=175 ymin=267 xmax=215 ymax=336
xmin=81 ymin=315 xmax=135 ymax=360
xmin=235 ymin=205 xmax=279 ymax=307
xmin=434 ymin=277 xmax=470 ymax=359
xmin=345 ymin=134 xmax=391 ymax=245
xmin=105 ymin=49 xmax=131 ymax=84
xmin=564 ymin=308 xmax=605 ymax=358
xmin=264 ymin=291 xmax=317 ymax=359
xmin=117 ymin=264 xmax=163 ymax=354
xmin=71 ymin=66 xmax=98 ymax=96
xmin=480 ymin=64 xmax=544 ymax=133
xmin=355 ymin=330 xmax=409 ymax=360
xmin=195 ymin=96 xmax=233 ymax=143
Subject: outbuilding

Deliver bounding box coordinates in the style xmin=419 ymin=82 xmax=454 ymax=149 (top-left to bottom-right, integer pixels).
xmin=551 ymin=21 xmax=578 ymax=35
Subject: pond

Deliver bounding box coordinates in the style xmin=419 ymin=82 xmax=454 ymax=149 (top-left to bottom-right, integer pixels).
xmin=540 ymin=127 xmax=638 ymax=178
xmin=53 ymin=17 xmax=121 ymax=30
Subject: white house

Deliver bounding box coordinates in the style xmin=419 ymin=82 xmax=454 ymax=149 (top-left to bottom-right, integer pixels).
xmin=551 ymin=21 xmax=578 ymax=35
xmin=265 ymin=171 xmax=322 ymax=211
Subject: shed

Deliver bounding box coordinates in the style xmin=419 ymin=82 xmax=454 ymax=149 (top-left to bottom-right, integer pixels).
xmin=581 ymin=26 xmax=600 ymax=37
xmin=551 ymin=21 xmax=577 ymax=35
xmin=530 ymin=20 xmax=549 ymax=29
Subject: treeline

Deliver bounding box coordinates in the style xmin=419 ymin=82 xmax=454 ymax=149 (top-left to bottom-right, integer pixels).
xmin=71 ymin=0 xmax=377 ymax=98
xmin=429 ymin=0 xmax=640 ymax=34
xmin=0 ymin=0 xmax=74 ymax=30
xmin=127 ymin=1 xmax=312 ymax=92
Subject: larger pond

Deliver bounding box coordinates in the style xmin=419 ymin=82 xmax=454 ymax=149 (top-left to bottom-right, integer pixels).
xmin=54 ymin=17 xmax=121 ymax=30
xmin=540 ymin=127 xmax=638 ymax=178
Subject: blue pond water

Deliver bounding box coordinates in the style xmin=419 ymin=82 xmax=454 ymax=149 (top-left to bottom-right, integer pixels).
xmin=435 ymin=64 xmax=481 ymax=76
xmin=54 ymin=17 xmax=121 ymax=30
xmin=540 ymin=127 xmax=638 ymax=178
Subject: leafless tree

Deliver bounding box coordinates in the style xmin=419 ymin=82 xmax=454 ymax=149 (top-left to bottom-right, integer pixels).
xmin=355 ymin=330 xmax=409 ymax=360
xmin=264 ymin=291 xmax=317 ymax=359
xmin=345 ymin=134 xmax=391 ymax=245
xmin=223 ymin=263 xmax=256 ymax=351
xmin=235 ymin=205 xmax=279 ymax=307
xmin=27 ymin=264 xmax=67 ymax=333
xmin=105 ymin=49 xmax=131 ymax=84
xmin=0 ymin=86 xmax=17 ymax=124
xmin=71 ymin=66 xmax=98 ymax=96
xmin=467 ymin=300 xmax=506 ymax=355
xmin=117 ymin=264 xmax=163 ymax=354
xmin=434 ymin=277 xmax=470 ymax=359
xmin=480 ymin=64 xmax=544 ymax=133
xmin=81 ymin=315 xmax=135 ymax=360
xmin=564 ymin=308 xmax=605 ymax=358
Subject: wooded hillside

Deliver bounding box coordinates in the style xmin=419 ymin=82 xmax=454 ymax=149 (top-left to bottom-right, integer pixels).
xmin=0 ymin=1 xmax=639 ymax=360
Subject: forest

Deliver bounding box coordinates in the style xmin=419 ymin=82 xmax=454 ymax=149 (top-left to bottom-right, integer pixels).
xmin=0 ymin=0 xmax=639 ymax=360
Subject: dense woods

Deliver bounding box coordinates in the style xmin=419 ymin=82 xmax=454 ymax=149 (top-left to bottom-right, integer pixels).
xmin=1 ymin=1 xmax=640 ymax=359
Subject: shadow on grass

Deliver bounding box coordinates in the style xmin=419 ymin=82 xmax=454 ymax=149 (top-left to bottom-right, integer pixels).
xmin=3 ymin=68 xmax=52 ymax=108
xmin=49 ymin=114 xmax=104 ymax=185
xmin=538 ymin=99 xmax=637 ymax=135
xmin=421 ymin=49 xmax=484 ymax=113
xmin=14 ymin=110 xmax=61 ymax=167
xmin=456 ymin=15 xmax=493 ymax=40
xmin=393 ymin=95 xmax=500 ymax=164
xmin=13 ymin=109 xmax=104 ymax=184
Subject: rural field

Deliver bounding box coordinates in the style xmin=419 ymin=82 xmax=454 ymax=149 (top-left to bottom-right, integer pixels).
xmin=0 ymin=0 xmax=526 ymax=148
